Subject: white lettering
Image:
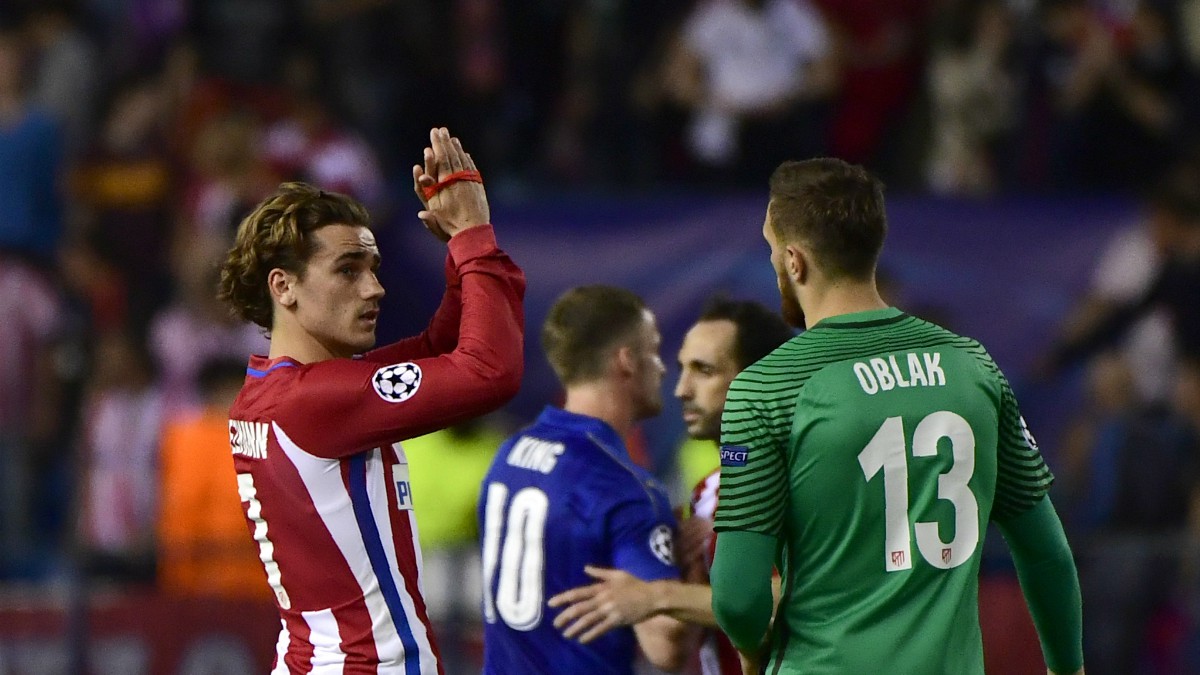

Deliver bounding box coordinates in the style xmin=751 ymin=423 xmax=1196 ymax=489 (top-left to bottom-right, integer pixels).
xmin=854 ymin=353 xmax=948 ymax=394
xmin=506 ymin=437 xmax=566 ymax=474
xmin=229 ymin=420 xmax=269 ymax=459
xmin=923 ymin=352 xmax=946 ymax=386
xmin=870 ymin=358 xmax=896 ymax=391
xmin=888 ymin=355 xmax=911 ymax=388
xmin=854 ymin=362 xmax=879 ymax=395
xmin=907 ymin=352 xmax=929 ymax=387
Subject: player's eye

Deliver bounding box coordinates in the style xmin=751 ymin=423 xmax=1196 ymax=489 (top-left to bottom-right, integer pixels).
xmin=338 ymin=266 xmax=358 ymax=278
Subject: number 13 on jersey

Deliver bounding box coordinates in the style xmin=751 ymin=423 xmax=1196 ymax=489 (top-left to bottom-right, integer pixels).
xmin=857 ymin=411 xmax=979 ymax=572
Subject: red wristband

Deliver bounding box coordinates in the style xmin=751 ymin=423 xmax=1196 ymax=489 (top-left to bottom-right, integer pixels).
xmin=422 ymin=170 xmax=483 ymax=200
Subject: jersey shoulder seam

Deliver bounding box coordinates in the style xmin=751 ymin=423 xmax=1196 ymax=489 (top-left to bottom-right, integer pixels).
xmin=583 ymin=431 xmax=670 ymax=519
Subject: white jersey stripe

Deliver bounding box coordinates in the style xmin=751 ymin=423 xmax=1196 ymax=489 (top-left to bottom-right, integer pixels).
xmin=271 ymin=620 xmax=290 ymax=675
xmin=274 ymin=423 xmax=407 ymax=665
xmin=364 ymin=448 xmax=440 ymax=675
xmin=347 ymin=451 xmax=425 ymax=675
xmin=303 ymin=608 xmax=347 ymax=673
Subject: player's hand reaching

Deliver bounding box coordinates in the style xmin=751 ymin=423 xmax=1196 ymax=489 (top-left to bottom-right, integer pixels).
xmin=413 ymin=127 xmax=489 ymax=239
xmin=548 ymin=566 xmax=655 ymax=643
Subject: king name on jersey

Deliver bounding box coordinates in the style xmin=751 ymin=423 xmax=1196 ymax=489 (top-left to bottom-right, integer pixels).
xmin=230 ymin=419 xmax=269 ymax=459
xmin=506 ymin=436 xmax=565 ymax=474
xmin=852 ymin=352 xmax=946 ymax=395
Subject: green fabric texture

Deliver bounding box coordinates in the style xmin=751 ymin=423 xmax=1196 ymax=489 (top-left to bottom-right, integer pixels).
xmin=711 ymin=529 xmax=777 ymax=654
xmin=997 ymin=496 xmax=1084 ymax=673
xmin=713 ymin=307 xmax=1061 ymax=673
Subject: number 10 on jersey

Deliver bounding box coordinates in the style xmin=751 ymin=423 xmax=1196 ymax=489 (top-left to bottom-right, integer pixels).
xmin=857 ymin=411 xmax=979 ymax=572
xmin=482 ymin=482 xmax=550 ymax=631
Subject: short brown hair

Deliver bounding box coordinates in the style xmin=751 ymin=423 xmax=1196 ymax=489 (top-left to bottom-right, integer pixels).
xmin=768 ymin=158 xmax=887 ymax=280
xmin=697 ymin=296 xmax=794 ymax=369
xmin=542 ymin=285 xmax=647 ymax=386
xmin=218 ymin=182 xmax=371 ymax=328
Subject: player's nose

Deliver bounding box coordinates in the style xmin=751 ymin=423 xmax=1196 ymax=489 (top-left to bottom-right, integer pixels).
xmin=674 ymin=374 xmax=690 ymax=399
xmin=363 ymin=272 xmax=385 ymax=300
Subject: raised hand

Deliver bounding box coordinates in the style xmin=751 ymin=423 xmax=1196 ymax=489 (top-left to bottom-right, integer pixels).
xmin=412 ymin=147 xmax=448 ymax=242
xmin=414 ymin=127 xmax=490 ymax=239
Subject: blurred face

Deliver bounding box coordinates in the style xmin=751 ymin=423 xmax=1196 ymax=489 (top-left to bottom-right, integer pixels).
xmin=286 ymin=224 xmax=385 ymax=358
xmin=630 ymin=309 xmax=666 ymax=420
xmin=0 ymin=37 xmax=23 ymax=95
xmin=675 ymin=320 xmax=740 ymax=441
xmin=764 ymin=210 xmax=804 ymax=327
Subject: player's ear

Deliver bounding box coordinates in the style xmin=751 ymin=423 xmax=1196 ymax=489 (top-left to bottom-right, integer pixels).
xmin=785 ymin=244 xmax=807 ymax=285
xmin=268 ymin=268 xmax=298 ymax=308
xmin=614 ymin=344 xmax=637 ymax=377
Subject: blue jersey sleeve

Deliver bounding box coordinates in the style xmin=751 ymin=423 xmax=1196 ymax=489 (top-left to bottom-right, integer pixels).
xmin=604 ymin=476 xmax=680 ymax=582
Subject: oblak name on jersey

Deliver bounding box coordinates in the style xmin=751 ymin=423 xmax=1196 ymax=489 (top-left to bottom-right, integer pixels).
xmin=852 ymin=351 xmax=946 ymax=395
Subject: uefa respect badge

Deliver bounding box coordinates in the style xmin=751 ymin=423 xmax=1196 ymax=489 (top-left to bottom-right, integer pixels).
xmin=719 ymin=445 xmax=750 ymax=467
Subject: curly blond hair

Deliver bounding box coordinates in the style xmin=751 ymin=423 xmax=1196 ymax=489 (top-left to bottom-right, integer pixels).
xmin=218 ymin=182 xmax=371 ymax=328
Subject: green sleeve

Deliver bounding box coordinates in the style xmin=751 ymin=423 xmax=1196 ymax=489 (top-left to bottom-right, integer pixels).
xmin=996 ymin=496 xmax=1084 ymax=674
xmin=990 ymin=364 xmax=1055 ymax=521
xmin=711 ymin=529 xmax=776 ymax=654
xmin=713 ymin=374 xmax=788 ymax=535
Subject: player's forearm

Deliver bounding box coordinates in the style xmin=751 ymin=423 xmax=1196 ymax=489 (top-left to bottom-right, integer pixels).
xmin=634 ymin=614 xmax=694 ymax=673
xmin=711 ymin=530 xmax=775 ymax=654
xmin=998 ymin=497 xmax=1084 ymax=674
xmin=367 ymin=255 xmax=461 ymax=361
xmin=435 ymin=225 xmax=526 ymax=398
xmin=647 ymin=579 xmax=719 ymax=627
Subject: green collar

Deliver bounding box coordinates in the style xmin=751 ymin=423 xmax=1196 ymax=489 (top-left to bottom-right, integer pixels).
xmin=810 ymin=307 xmax=906 ymax=330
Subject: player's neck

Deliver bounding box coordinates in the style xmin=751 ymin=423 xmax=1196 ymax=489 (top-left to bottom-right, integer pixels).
xmin=267 ymin=323 xmax=343 ymax=363
xmin=562 ymin=383 xmax=637 ymax=438
xmin=801 ymin=279 xmax=888 ymax=330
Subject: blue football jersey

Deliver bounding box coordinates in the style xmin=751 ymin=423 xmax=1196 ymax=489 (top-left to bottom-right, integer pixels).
xmin=479 ymin=406 xmax=680 ymax=674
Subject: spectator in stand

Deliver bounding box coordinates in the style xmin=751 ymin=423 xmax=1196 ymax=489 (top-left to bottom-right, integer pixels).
xmin=925 ymin=0 xmax=1020 ymax=195
xmin=1057 ymin=351 xmax=1199 ymax=675
xmin=72 ymin=74 xmax=176 ymax=332
xmin=0 ymin=253 xmax=68 ymax=579
xmin=1045 ymin=168 xmax=1200 ymax=373
xmin=148 ymin=238 xmax=267 ymax=413
xmin=24 ymin=1 xmax=99 ymax=159
xmin=158 ymin=358 xmax=270 ymax=600
xmin=262 ymin=52 xmax=385 ymax=208
xmin=810 ymin=0 xmax=928 ymax=177
xmin=77 ymin=330 xmax=164 ymax=584
xmin=1029 ymin=0 xmax=1190 ymax=190
xmin=178 ymin=110 xmax=276 ymax=243
xmin=1044 ymin=165 xmax=1198 ymax=405
xmin=659 ymin=0 xmax=837 ymax=181
xmin=0 ymin=28 xmax=64 ymax=264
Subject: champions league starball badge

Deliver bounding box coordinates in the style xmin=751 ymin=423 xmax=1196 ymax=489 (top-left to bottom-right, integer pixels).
xmin=372 ymin=362 xmax=423 ymax=403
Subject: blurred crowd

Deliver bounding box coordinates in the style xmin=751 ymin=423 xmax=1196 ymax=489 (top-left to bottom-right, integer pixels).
xmin=2 ymin=0 xmax=1200 ymax=672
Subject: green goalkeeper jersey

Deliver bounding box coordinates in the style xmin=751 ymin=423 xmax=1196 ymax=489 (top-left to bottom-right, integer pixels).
xmin=714 ymin=307 xmax=1053 ymax=674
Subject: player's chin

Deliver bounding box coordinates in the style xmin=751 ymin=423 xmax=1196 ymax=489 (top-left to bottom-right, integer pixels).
xmin=690 ymin=422 xmax=719 ymax=442
xmin=348 ymin=330 xmax=378 ymax=353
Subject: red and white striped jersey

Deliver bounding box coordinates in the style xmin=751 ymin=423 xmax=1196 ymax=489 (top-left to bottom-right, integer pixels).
xmin=229 ymin=226 xmax=524 ymax=674
xmin=689 ymin=467 xmax=741 ymax=675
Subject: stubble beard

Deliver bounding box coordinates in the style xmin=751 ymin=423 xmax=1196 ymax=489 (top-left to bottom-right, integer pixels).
xmin=779 ymin=274 xmax=805 ymax=329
